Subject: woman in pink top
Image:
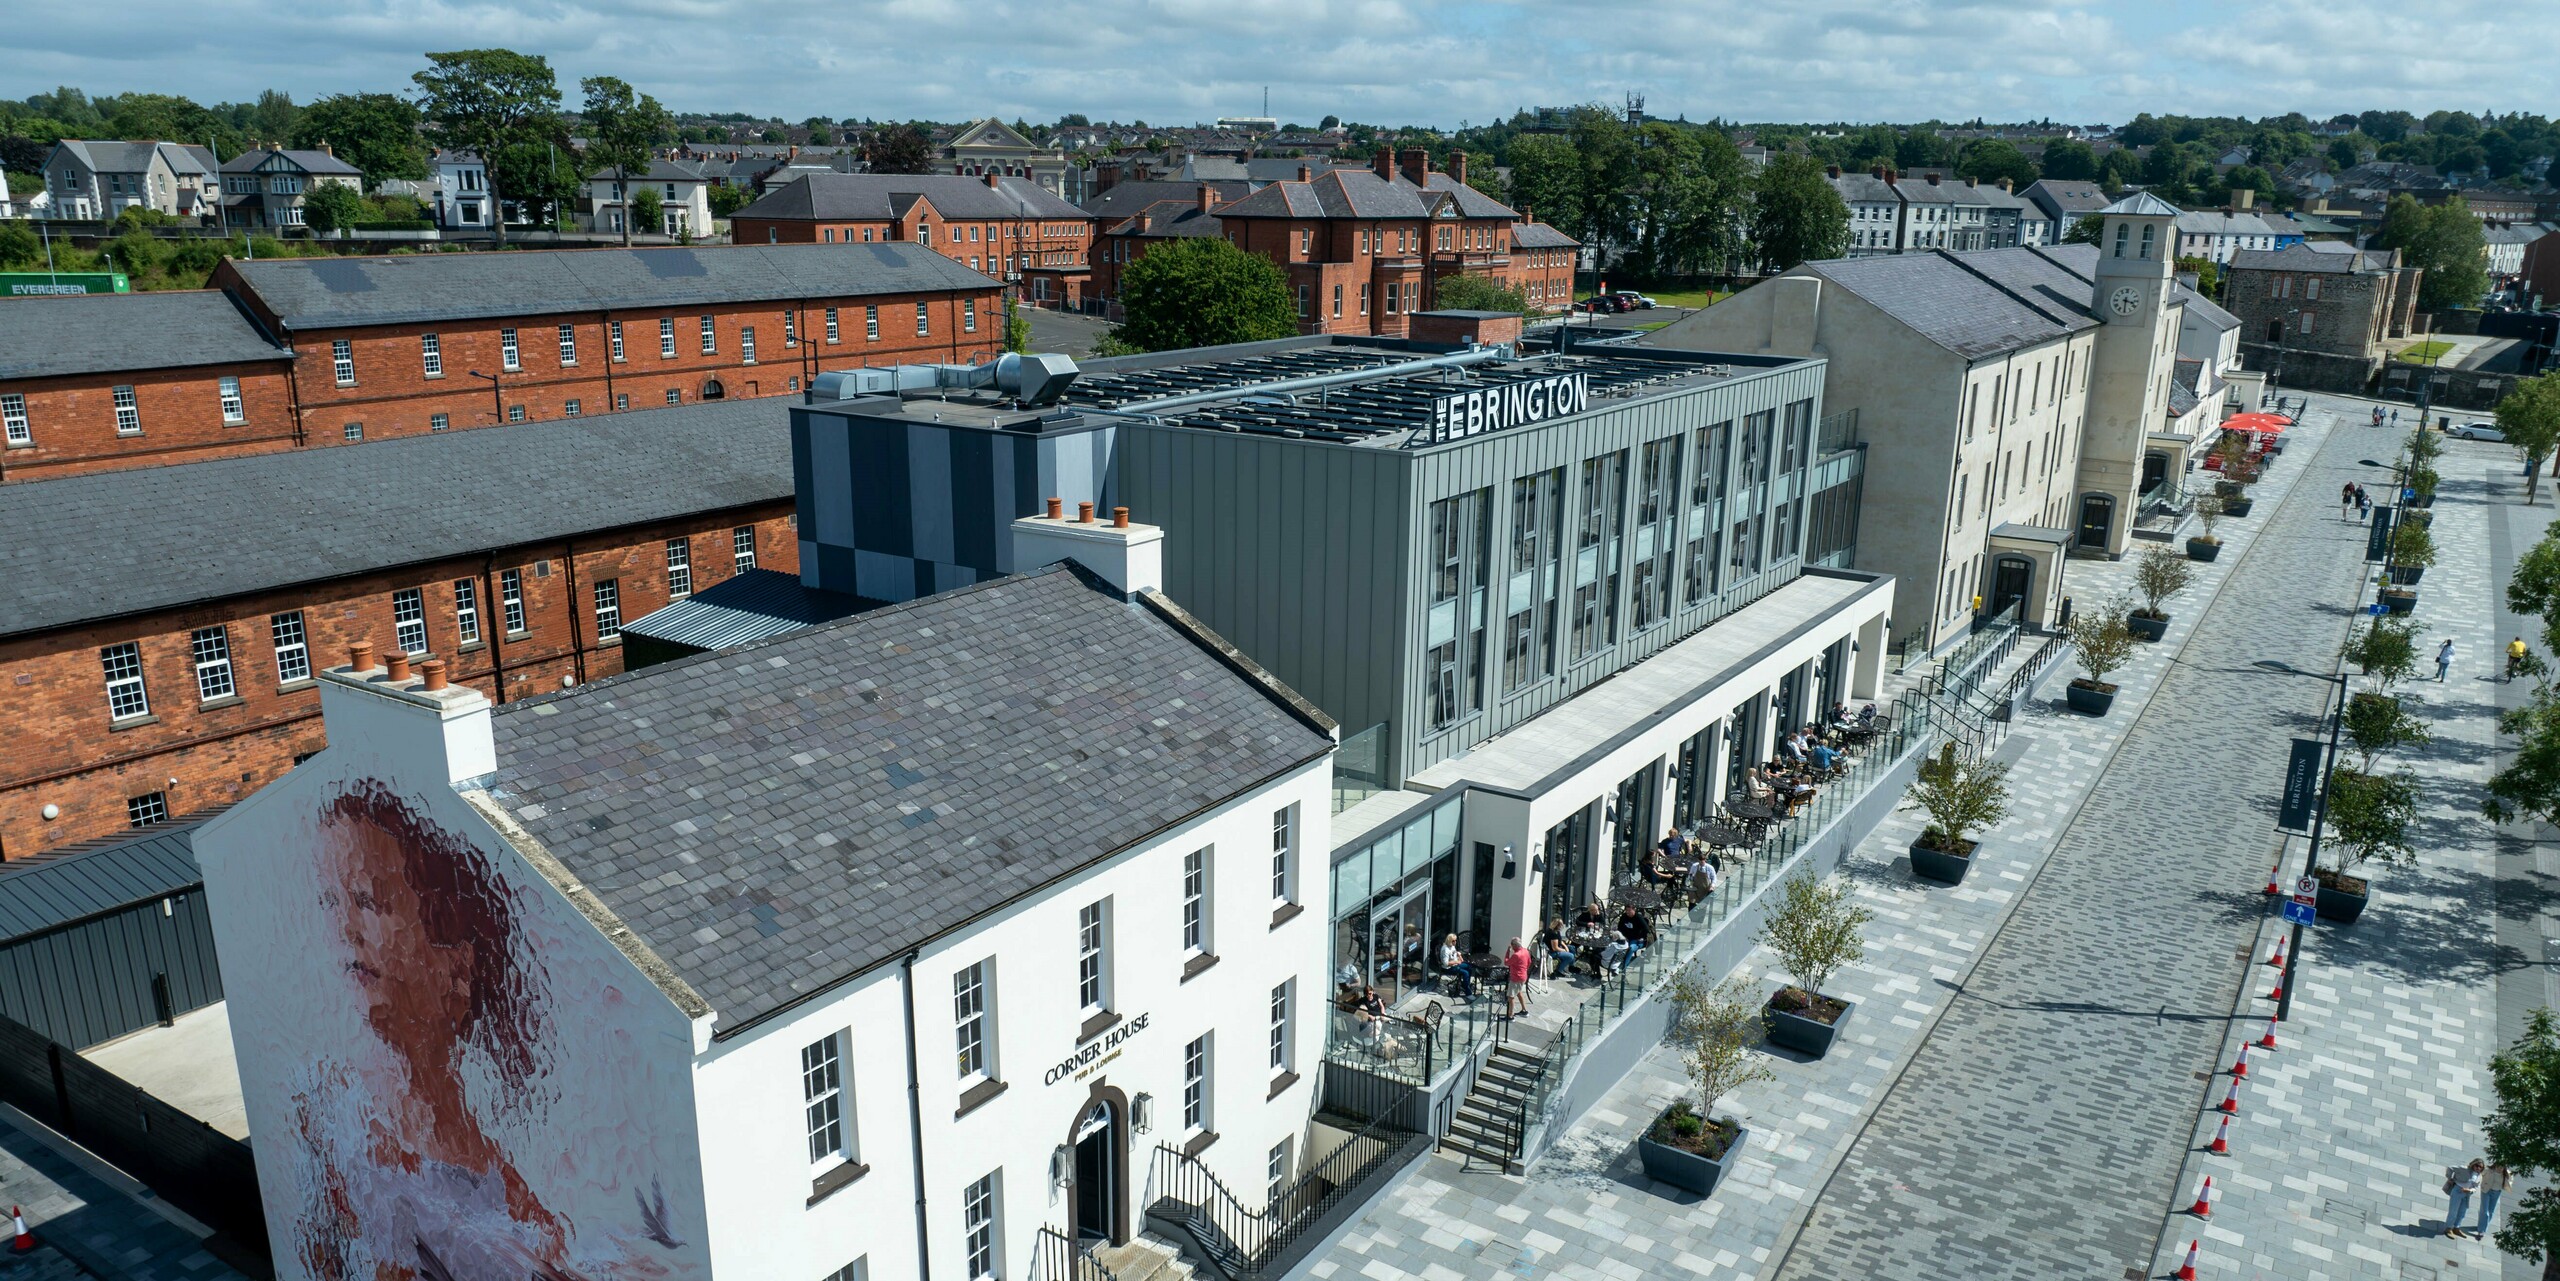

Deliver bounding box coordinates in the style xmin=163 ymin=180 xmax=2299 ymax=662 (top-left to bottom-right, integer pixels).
xmin=1503 ymin=938 xmax=1534 ymax=1017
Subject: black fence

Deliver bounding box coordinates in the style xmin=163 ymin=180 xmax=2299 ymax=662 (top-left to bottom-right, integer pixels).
xmin=0 ymin=1013 xmax=268 ymax=1261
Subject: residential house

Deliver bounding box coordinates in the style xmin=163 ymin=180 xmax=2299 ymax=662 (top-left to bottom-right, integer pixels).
xmin=2173 ymin=206 xmax=2281 ymax=264
xmin=41 ymin=141 xmax=221 ymax=221
xmin=2485 ymin=223 xmax=2543 ymax=280
xmin=584 ymin=158 xmax=713 ymax=237
xmin=1829 ymin=167 xmax=1905 ymax=256
xmin=220 ymin=146 xmax=363 ymax=231
xmin=429 ymin=151 xmax=492 ymax=231
xmin=2021 ymin=179 xmax=2111 ymax=237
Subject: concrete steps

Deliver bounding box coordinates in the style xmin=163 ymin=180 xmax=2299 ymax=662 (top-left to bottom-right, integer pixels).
xmin=1438 ymin=1042 xmax=1546 ymax=1171
xmin=1091 ymin=1232 xmax=1197 ymax=1281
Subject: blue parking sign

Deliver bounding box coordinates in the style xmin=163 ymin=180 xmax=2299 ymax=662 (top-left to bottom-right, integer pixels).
xmin=2282 ymin=900 xmax=2318 ymax=926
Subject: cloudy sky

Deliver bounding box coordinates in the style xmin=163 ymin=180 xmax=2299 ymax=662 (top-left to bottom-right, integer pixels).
xmin=9 ymin=0 xmax=2548 ymax=127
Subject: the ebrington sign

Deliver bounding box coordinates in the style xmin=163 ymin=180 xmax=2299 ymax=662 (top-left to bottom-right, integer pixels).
xmin=1417 ymin=372 xmax=1592 ymax=445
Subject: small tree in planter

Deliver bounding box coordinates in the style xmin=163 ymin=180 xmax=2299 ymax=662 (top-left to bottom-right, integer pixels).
xmin=2343 ymin=692 xmax=2432 ymax=773
xmin=2388 ymin=520 xmax=2438 ymax=586
xmin=1756 ymin=873 xmax=1872 ymax=1058
xmin=1640 ymin=973 xmax=1774 ymax=1194
xmin=2317 ymin=766 xmax=2418 ymax=919
xmin=2409 ymin=461 xmax=2442 ymax=508
xmin=1904 ymin=741 xmax=2011 ymax=883
xmin=2064 ymin=604 xmax=2136 ymax=715
xmin=2188 ymin=492 xmax=2225 ymax=561
xmin=2344 ymin=615 xmax=2419 ymax=693
xmin=2128 ymin=545 xmax=2195 ymax=640
xmin=2483 ymin=1008 xmax=2560 ymax=1272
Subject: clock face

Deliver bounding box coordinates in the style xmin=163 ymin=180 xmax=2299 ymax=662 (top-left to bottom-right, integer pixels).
xmin=2109 ymin=286 xmax=2144 ymax=317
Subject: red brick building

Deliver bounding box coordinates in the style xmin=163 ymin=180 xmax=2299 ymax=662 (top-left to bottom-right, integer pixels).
xmin=0 ymin=397 xmax=801 ymax=858
xmin=214 ymin=242 xmax=1002 ymax=448
xmin=1090 ymin=148 xmax=1580 ymax=337
xmin=0 ymin=292 xmax=298 ymax=481
xmin=727 ymin=172 xmax=1096 ymax=307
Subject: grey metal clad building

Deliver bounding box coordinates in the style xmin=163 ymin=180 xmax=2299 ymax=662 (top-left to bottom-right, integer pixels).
xmin=1083 ymin=342 xmax=1847 ymax=782
xmin=0 ymin=816 xmax=222 ymax=1048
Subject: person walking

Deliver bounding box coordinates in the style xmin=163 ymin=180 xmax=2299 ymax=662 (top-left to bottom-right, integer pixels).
xmin=1503 ymin=938 xmax=1533 ymax=1017
xmin=2356 ymin=486 xmax=2372 ymax=522
xmin=2445 ymin=1159 xmax=2484 ymax=1237
xmin=2436 ymin=638 xmax=2456 ymax=682
xmin=2477 ymin=1160 xmax=2510 ymax=1237
xmin=2342 ymin=482 xmax=2357 ymax=520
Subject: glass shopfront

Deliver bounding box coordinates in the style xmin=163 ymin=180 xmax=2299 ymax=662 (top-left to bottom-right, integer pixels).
xmin=1609 ymin=763 xmax=1658 ymax=885
xmin=1672 ymin=720 xmax=1722 ymax=828
xmin=1541 ymin=803 xmax=1595 ymax=927
xmin=1331 ymin=796 xmax=1465 ymax=1007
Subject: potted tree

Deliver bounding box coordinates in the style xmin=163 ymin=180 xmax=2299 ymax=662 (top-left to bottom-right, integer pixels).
xmin=2343 ymin=690 xmax=2431 ymax=773
xmin=2128 ymin=545 xmax=2194 ymax=642
xmin=1638 ymin=974 xmax=1773 ymax=1196
xmin=2343 ymin=616 xmax=2419 ymax=693
xmin=2387 ymin=520 xmax=2437 ymax=588
xmin=1903 ymin=741 xmax=2012 ymax=885
xmin=2187 ymin=493 xmax=2225 ymax=562
xmin=2315 ymin=766 xmax=2417 ymax=923
xmin=1757 ymin=873 xmax=1872 ymax=1059
xmin=2064 ymin=605 xmax=2136 ymax=716
xmin=2210 ymin=435 xmax=2259 ymax=517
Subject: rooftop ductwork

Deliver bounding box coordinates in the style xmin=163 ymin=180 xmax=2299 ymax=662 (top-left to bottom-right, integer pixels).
xmin=810 ymin=352 xmax=1082 ymax=407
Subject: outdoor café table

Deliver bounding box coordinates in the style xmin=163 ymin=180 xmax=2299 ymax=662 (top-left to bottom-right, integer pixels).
xmin=1694 ymin=820 xmax=1749 ymax=851
xmin=1727 ymin=797 xmax=1779 ymax=823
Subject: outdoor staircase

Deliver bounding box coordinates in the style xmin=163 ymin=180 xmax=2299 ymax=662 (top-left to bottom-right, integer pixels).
xmin=1091 ymin=1233 xmax=1199 ymax=1281
xmin=1439 ymin=1039 xmax=1547 ymax=1172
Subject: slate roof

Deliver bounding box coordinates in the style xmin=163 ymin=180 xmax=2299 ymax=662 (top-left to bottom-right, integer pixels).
xmin=733 ymin=172 xmax=1085 ymax=222
xmin=1512 ymin=221 xmax=1579 ymax=249
xmin=1081 ymin=179 xmax=1250 ymax=219
xmin=0 ymin=397 xmax=790 ymax=639
xmin=1827 ymin=172 xmax=1902 ymax=205
xmin=51 ymin=140 xmax=160 ymax=173
xmin=221 ymin=148 xmax=360 ymax=176
xmin=2023 ymin=179 xmax=2111 ymax=216
xmin=0 ymin=291 xmax=287 ymax=380
xmin=1218 ymin=167 xmax=1519 ymax=221
xmin=586 ymin=158 xmax=709 ymax=184
xmin=2230 ymin=243 xmax=2396 ymax=274
xmin=1102 ymin=200 xmax=1226 ymax=239
xmin=226 ymin=243 xmax=996 ymax=330
xmin=1799 ymin=244 xmax=2100 ymax=360
xmin=2181 ymin=289 xmax=2240 ymax=332
xmin=0 ymin=816 xmax=206 ymax=942
xmin=2101 ymin=191 xmax=2183 ymax=217
xmin=620 ymin=568 xmax=872 ymax=652
xmin=482 ymin=563 xmax=1338 ymax=1035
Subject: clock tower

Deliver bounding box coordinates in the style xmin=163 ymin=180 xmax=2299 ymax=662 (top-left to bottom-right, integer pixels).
xmin=2074 ymin=191 xmax=2180 ymax=558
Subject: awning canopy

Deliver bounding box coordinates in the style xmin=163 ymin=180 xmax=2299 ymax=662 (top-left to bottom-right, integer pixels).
xmin=2220 ymin=412 xmax=2291 ymax=435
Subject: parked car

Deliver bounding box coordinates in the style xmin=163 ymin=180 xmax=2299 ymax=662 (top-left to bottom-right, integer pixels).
xmin=1613 ymin=291 xmax=1658 ymax=309
xmin=2449 ymin=421 xmax=2504 ymax=442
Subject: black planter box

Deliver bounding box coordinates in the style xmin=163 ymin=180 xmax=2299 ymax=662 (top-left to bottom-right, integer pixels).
xmin=2381 ymin=590 xmax=2417 ymax=615
xmin=2222 ymin=498 xmax=2255 ymax=518
xmin=2315 ymin=880 xmax=2369 ymax=924
xmin=1764 ymin=993 xmax=1854 ymax=1058
xmin=1637 ymin=1122 xmax=1748 ymax=1196
xmin=1909 ymin=835 xmax=1973 ymax=885
xmin=2127 ymin=612 xmax=2169 ymax=642
xmin=2388 ymin=565 xmax=2425 ymax=586
xmin=2187 ymin=539 xmax=2222 ymax=562
xmin=2065 ymin=681 xmax=2116 ymax=716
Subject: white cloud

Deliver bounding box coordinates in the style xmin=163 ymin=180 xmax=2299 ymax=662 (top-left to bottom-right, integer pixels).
xmin=4 ymin=0 xmax=2552 ymax=126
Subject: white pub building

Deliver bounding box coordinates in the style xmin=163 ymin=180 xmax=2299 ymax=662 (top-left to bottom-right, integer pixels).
xmin=196 ymin=516 xmax=1340 ymax=1281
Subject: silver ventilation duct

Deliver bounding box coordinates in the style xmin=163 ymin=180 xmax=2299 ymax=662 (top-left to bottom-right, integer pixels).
xmin=810 ymin=352 xmax=1081 ymax=407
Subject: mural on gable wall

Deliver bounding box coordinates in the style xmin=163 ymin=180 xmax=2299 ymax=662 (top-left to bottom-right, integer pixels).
xmin=277 ymin=779 xmax=701 ymax=1281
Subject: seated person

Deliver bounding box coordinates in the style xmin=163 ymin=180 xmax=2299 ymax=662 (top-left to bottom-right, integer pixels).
xmin=1539 ymin=918 xmax=1576 ymax=977
xmin=1438 ymin=933 xmax=1476 ymax=999
xmin=1742 ymin=767 xmax=1776 ymax=802
xmin=1617 ymin=906 xmax=1651 ymax=962
xmin=1778 ymin=730 xmax=1808 ymax=764
xmin=1599 ymin=935 xmax=1631 ymax=975
xmin=1575 ymin=901 xmax=1607 ymax=933
xmin=1658 ymin=827 xmax=1687 ymax=867
xmin=1808 ymin=739 xmax=1841 ymax=772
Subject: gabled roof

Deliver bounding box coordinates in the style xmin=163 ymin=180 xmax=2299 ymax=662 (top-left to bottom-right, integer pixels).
xmin=1827 ymin=171 xmax=1903 ymax=204
xmin=156 ymin=143 xmax=218 ymax=176
xmin=0 ymin=290 xmax=286 ymax=381
xmin=2230 ymin=243 xmax=2398 ymax=274
xmin=1218 ymin=166 xmax=1518 ymax=221
xmin=948 ymin=118 xmax=1048 ymax=153
xmin=0 ymin=397 xmax=792 ymax=640
xmin=226 ymin=242 xmax=996 ymax=330
xmin=2101 ymin=191 xmax=2182 ymax=217
xmin=220 ymin=148 xmax=361 ymax=176
xmin=1797 ymin=244 xmax=2101 ymax=361
xmin=2179 ymin=287 xmax=2240 ymax=332
xmin=52 ymin=139 xmax=163 ymax=174
xmin=1512 ymin=221 xmax=1579 ymax=249
xmin=0 ymin=815 xmax=208 ymax=943
xmin=733 ymin=171 xmax=1084 ymax=222
xmin=483 ymin=563 xmax=1337 ymax=1036
xmin=586 ymin=158 xmax=708 ymax=184
xmin=2023 ymin=179 xmax=2111 ymax=215
xmin=1102 ymin=199 xmax=1226 ymax=239
xmin=1080 ymin=179 xmax=1250 ymax=219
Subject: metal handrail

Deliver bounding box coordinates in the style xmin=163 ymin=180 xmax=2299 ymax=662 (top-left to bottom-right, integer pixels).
xmin=1031 ymin=1224 xmax=1115 ymax=1281
xmin=1148 ymin=1076 xmax=1424 ymax=1277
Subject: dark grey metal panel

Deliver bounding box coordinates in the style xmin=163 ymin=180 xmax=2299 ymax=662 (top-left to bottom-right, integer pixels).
xmin=0 ymin=890 xmax=222 ymax=1050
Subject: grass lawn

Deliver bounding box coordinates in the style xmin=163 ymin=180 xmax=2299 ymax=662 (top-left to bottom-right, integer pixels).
xmin=2397 ymin=340 xmax=2456 ymax=364
xmin=1574 ymin=288 xmax=1730 ymax=309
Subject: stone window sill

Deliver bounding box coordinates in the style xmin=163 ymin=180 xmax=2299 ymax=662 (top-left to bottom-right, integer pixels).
xmin=955 ymin=1077 xmax=1008 ymax=1119
xmin=197 ymin=695 xmax=244 ymax=713
xmin=109 ymin=714 xmax=161 ymax=732
xmin=1182 ymin=1130 xmax=1220 ymax=1159
xmin=1077 ymin=1010 xmax=1122 ymax=1045
xmin=807 ymin=1159 xmax=869 ymax=1205
xmin=277 ymin=679 xmax=315 ymax=695
xmin=1269 ymin=902 xmax=1304 ymax=931
xmin=1180 ymin=953 xmax=1220 ymax=983
xmin=1266 ymin=1070 xmax=1300 ymax=1101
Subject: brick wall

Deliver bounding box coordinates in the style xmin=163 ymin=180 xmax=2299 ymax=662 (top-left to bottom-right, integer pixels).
xmin=728 ymin=203 xmax=1092 ymax=305
xmin=2225 ymin=266 xmax=2391 ymax=358
xmin=0 ymin=504 xmax=799 ymax=858
xmin=0 ymin=361 xmax=296 ymax=481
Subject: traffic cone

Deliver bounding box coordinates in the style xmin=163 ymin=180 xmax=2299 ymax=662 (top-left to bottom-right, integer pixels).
xmin=2174 ymin=1239 xmax=2201 ymax=1280
xmin=2207 ymin=1114 xmax=2231 ymax=1154
xmin=2263 ymin=860 xmax=2282 ymax=895
xmin=2217 ymin=1077 xmax=2242 ymax=1114
xmin=2265 ymin=934 xmax=2287 ymax=967
xmin=2189 ymin=1174 xmax=2215 ymax=1218
xmin=2265 ymin=973 xmax=2285 ymax=1001
xmin=9 ymin=1206 xmax=31 ymax=1253
xmin=2258 ymin=1014 xmax=2279 ymax=1051
xmin=2230 ymin=1042 xmax=2250 ymax=1079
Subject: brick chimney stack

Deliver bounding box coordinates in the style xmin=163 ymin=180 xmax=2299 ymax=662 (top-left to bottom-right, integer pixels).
xmin=1871 ymin=164 xmax=1886 ymax=180
xmin=1398 ymin=147 xmax=1430 ymax=187
xmin=1998 ymin=177 xmax=2014 ymax=193
xmin=1373 ymin=146 xmax=1394 ymax=182
xmin=1297 ymin=163 xmax=1311 ymax=182
xmin=1452 ymin=151 xmax=1469 ymax=187
xmin=985 ymin=171 xmax=1001 ymax=188
xmin=1827 ymin=165 xmax=1842 ymax=178
xmin=1926 ymin=172 xmax=1942 ymax=186
xmin=1199 ymin=184 xmax=1220 ymax=212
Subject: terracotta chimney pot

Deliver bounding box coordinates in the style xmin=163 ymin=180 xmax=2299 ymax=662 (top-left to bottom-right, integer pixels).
xmin=420 ymin=660 xmax=448 ymax=692
xmin=348 ymin=640 xmax=375 ymax=671
xmin=1077 ymin=501 xmax=1096 ymax=523
xmin=384 ymin=651 xmax=412 ymax=682
xmin=1046 ymin=496 xmax=1064 ymax=519
xmin=1113 ymin=506 xmax=1130 ymax=528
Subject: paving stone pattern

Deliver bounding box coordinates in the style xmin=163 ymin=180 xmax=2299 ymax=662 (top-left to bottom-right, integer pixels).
xmin=0 ymin=1114 xmax=244 ymax=1281
xmin=2145 ymin=425 xmax=2531 ymax=1281
xmin=1298 ymin=410 xmax=2342 ymax=1281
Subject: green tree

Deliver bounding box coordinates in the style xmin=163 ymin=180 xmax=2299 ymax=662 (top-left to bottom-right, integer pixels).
xmin=1113 ymin=236 xmax=1295 ymax=352
xmin=708 ymin=183 xmax=751 ymax=219
xmin=1003 ymin=296 xmax=1031 ymax=354
xmin=2039 ymin=138 xmax=2098 ymax=181
xmin=579 ymin=76 xmax=673 ymax=247
xmin=302 ymin=182 xmax=365 ymax=235
xmin=0 ymin=221 xmax=37 ymax=268
xmin=2097 ymin=147 xmax=2142 ymax=194
xmin=2485 ymin=1008 xmax=2560 ymax=1270
xmin=865 ymin=123 xmax=936 ymax=174
xmin=2176 ymin=255 xmax=2220 ymax=297
xmin=412 ymin=49 xmax=563 ymax=247
xmin=1433 ymin=273 xmax=1531 ymax=316
xmin=2375 ymin=194 xmax=2489 ymax=311
xmin=488 ymin=131 xmax=581 ymax=229
xmin=292 ymin=94 xmax=425 ymax=191
xmin=1504 ymin=134 xmax=1585 ymax=240
xmin=2326 ymin=767 xmax=2419 ymax=871
xmin=629 ymin=186 xmax=664 ymax=236
xmin=2497 ymin=373 xmax=2560 ymax=500
xmin=1903 ymin=741 xmax=2010 ymax=853
xmin=1750 ymin=153 xmax=1848 ymax=271
xmin=2064 ymin=213 xmax=2104 ymax=245
xmin=246 ymin=89 xmax=299 ymax=145
xmin=1955 ymin=139 xmax=2038 ymax=189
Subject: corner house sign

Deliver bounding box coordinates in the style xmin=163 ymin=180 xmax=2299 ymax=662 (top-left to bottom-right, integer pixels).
xmin=1046 ymin=1012 xmax=1150 ymax=1086
xmin=1418 ymin=372 xmax=1592 ymax=446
